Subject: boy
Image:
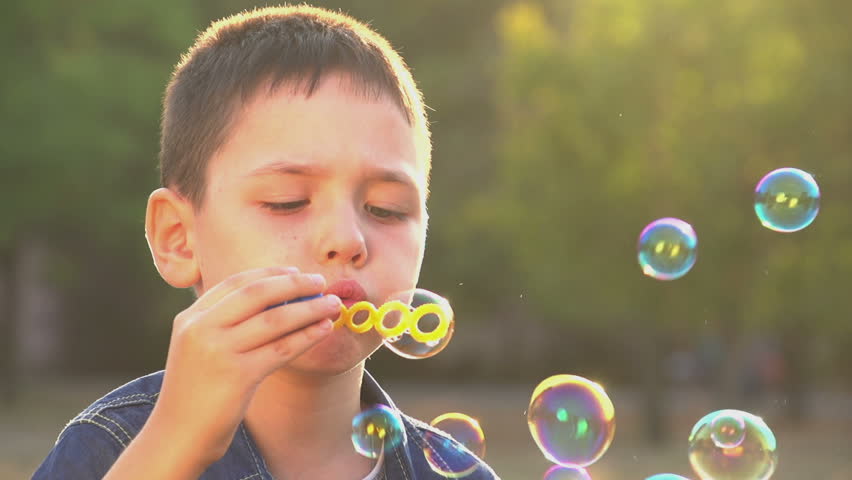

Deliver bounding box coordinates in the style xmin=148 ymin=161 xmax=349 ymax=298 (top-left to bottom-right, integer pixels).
xmin=33 ymin=5 xmax=499 ymax=479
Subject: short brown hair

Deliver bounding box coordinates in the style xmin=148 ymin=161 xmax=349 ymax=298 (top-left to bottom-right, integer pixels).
xmin=159 ymin=4 xmax=431 ymax=210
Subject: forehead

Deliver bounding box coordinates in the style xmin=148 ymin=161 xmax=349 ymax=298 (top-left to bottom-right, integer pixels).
xmin=207 ymin=73 xmax=424 ymax=191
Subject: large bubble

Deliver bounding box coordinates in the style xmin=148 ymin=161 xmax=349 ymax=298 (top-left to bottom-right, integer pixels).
xmin=637 ymin=218 xmax=698 ymax=280
xmin=527 ymin=374 xmax=616 ymax=467
xmin=754 ymin=167 xmax=820 ymax=232
xmin=688 ymin=409 xmax=778 ymax=480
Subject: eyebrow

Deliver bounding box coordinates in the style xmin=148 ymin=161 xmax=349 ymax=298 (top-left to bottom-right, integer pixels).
xmin=245 ymin=161 xmax=328 ymax=178
xmin=244 ymin=160 xmax=421 ymax=190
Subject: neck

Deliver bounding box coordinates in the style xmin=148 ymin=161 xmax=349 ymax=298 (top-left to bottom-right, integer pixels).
xmin=243 ymin=363 xmax=375 ymax=479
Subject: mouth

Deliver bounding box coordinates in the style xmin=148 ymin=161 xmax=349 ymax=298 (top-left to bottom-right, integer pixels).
xmin=324 ymin=279 xmax=368 ymax=308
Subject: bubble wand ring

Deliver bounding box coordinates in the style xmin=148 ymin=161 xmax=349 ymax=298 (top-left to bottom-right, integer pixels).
xmin=374 ymin=301 xmax=411 ymax=338
xmin=333 ymin=300 xmax=452 ymax=343
xmin=338 ymin=302 xmax=377 ymax=334
xmin=408 ymin=303 xmax=451 ymax=342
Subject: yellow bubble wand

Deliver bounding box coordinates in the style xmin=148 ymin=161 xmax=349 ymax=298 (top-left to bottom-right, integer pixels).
xmin=333 ymin=300 xmax=451 ymax=343
xmin=268 ymin=295 xmax=452 ymax=343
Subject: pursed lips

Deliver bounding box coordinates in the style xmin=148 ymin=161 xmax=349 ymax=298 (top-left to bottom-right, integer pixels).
xmin=262 ymin=278 xmax=369 ymax=311
xmin=324 ymin=278 xmax=368 ymax=308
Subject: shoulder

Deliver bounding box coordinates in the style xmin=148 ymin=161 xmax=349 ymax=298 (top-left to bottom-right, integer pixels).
xmin=32 ymin=422 xmax=127 ymax=479
xmin=399 ymin=412 xmax=501 ymax=480
xmin=32 ymin=371 xmax=165 ymax=479
xmin=56 ymin=370 xmax=164 ymax=449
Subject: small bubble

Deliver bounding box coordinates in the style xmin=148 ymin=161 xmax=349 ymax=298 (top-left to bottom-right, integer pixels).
xmin=754 ymin=167 xmax=820 ymax=232
xmin=637 ymin=218 xmax=698 ymax=281
xmin=351 ymin=405 xmax=404 ymax=459
xmin=710 ymin=411 xmax=747 ymax=449
xmin=423 ymin=413 xmax=486 ymax=477
xmin=688 ymin=409 xmax=777 ymax=480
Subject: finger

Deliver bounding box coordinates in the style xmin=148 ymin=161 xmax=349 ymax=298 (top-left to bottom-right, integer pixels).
xmin=206 ymin=272 xmax=328 ymax=328
xmin=194 ymin=266 xmax=299 ymax=311
xmin=228 ymin=295 xmax=342 ymax=352
xmin=244 ymin=317 xmax=335 ymax=374
xmin=265 ymin=293 xmax=324 ymax=311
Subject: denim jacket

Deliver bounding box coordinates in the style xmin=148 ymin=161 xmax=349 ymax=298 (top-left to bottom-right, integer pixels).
xmin=33 ymin=370 xmax=500 ymax=479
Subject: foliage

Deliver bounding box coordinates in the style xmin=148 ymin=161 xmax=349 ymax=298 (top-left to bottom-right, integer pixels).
xmin=487 ymin=0 xmax=852 ymax=337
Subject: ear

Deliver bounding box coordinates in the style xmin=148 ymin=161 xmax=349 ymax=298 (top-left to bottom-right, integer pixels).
xmin=144 ymin=188 xmax=201 ymax=289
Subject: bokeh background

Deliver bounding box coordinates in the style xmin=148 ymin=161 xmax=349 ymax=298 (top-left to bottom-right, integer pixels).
xmin=2 ymin=0 xmax=851 ymax=478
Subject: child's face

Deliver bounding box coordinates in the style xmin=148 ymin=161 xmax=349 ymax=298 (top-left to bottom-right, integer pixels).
xmin=191 ymin=72 xmax=428 ymax=374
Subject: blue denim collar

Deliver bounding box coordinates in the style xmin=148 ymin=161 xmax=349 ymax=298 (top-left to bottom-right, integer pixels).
xmin=231 ymin=369 xmax=414 ymax=480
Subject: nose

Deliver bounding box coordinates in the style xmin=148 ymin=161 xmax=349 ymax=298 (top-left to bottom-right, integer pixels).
xmin=315 ymin=204 xmax=368 ymax=268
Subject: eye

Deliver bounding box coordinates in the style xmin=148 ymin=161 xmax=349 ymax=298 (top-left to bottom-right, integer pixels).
xmin=261 ymin=200 xmax=309 ymax=213
xmin=365 ymin=204 xmax=407 ymax=221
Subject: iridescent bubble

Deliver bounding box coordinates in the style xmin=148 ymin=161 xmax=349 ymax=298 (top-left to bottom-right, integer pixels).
xmin=423 ymin=413 xmax=486 ymax=478
xmin=637 ymin=218 xmax=698 ymax=281
xmin=688 ymin=409 xmax=778 ymax=480
xmin=542 ymin=465 xmax=592 ymax=480
xmin=422 ymin=432 xmax=480 ymax=478
xmin=351 ymin=404 xmax=404 ymax=459
xmin=527 ymin=374 xmax=616 ymax=467
xmin=431 ymin=413 xmax=486 ymax=458
xmin=645 ymin=475 xmax=692 ymax=480
xmin=754 ymin=167 xmax=820 ymax=232
xmin=382 ymin=288 xmax=455 ymax=359
xmin=710 ymin=411 xmax=747 ymax=449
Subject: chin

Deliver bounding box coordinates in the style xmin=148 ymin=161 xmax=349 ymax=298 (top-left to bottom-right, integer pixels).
xmin=288 ymin=328 xmax=382 ymax=376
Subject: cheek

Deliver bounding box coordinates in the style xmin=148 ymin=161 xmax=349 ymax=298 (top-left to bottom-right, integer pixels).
xmin=272 ymin=233 xmax=304 ymax=262
xmin=379 ymin=226 xmax=425 ymax=279
xmin=197 ymin=218 xmax=273 ymax=278
xmin=411 ymin=223 xmax=428 ymax=260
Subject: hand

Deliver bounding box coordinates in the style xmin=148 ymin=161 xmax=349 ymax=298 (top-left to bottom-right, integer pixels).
xmin=148 ymin=266 xmax=341 ymax=465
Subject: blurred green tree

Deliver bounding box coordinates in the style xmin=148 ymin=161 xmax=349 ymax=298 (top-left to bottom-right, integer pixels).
xmin=0 ymin=1 xmax=202 ymax=387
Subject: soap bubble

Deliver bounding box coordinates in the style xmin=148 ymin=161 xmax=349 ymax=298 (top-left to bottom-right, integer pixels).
xmin=423 ymin=412 xmax=486 ymax=477
xmin=645 ymin=475 xmax=692 ymax=480
xmin=527 ymin=374 xmax=615 ymax=467
xmin=637 ymin=218 xmax=698 ymax=280
xmin=754 ymin=167 xmax=820 ymax=232
xmin=542 ymin=465 xmax=593 ymax=480
xmin=430 ymin=413 xmax=486 ymax=458
xmin=351 ymin=404 xmax=404 ymax=459
xmin=710 ymin=411 xmax=747 ymax=449
xmin=382 ymin=288 xmax=455 ymax=359
xmin=688 ymin=409 xmax=778 ymax=480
